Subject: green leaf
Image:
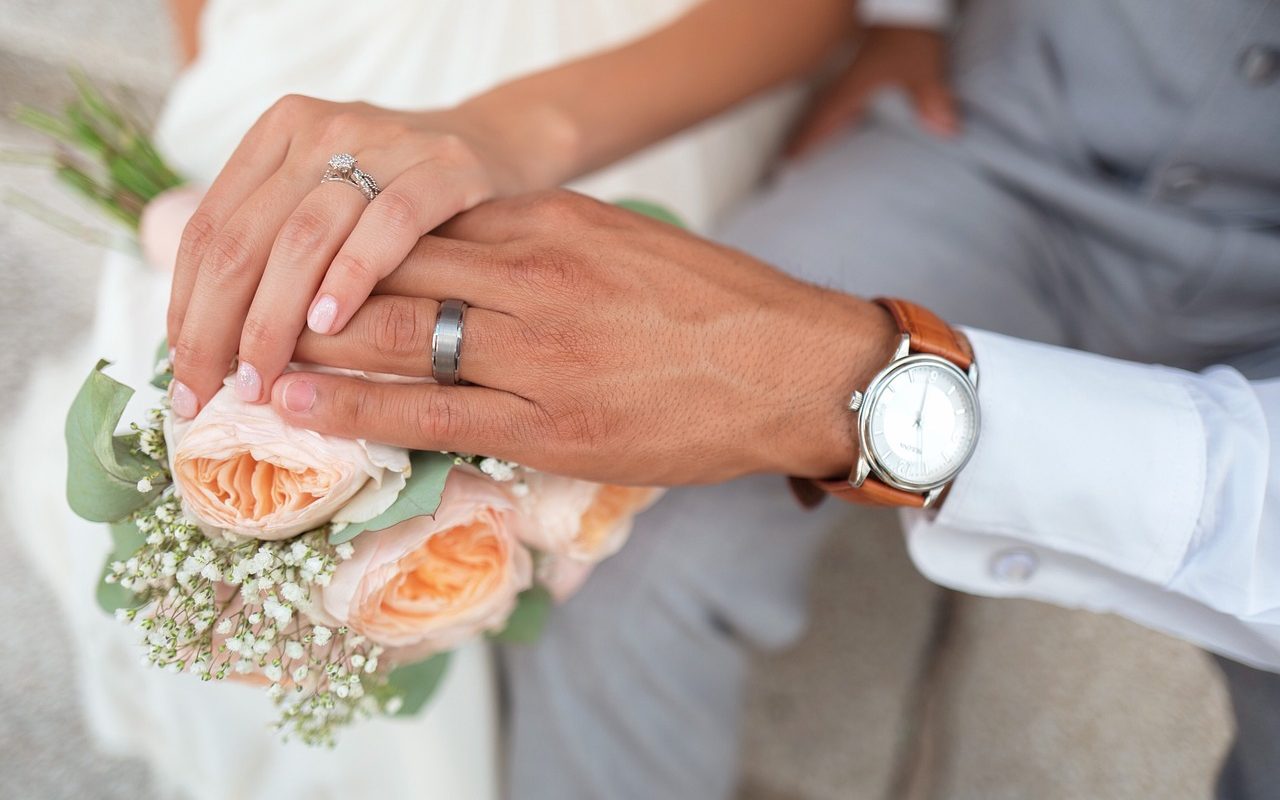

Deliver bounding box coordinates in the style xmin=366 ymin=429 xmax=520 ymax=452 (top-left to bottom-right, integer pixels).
xmin=382 ymin=652 xmax=452 ymax=716
xmin=328 ymin=451 xmax=454 ymax=544
xmin=65 ymin=360 xmax=165 ymax=522
xmin=489 ymin=586 xmax=552 ymax=644
xmin=613 ymin=198 xmax=686 ymax=229
xmin=150 ymin=337 xmax=171 ymax=391
xmin=95 ymin=517 xmax=146 ymax=614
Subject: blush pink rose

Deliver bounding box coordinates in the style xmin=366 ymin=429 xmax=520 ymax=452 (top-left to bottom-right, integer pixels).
xmin=138 ymin=185 xmax=205 ymax=273
xmin=517 ymin=475 xmax=661 ymax=564
xmin=165 ymin=386 xmax=410 ymax=540
xmin=321 ymin=471 xmax=533 ymax=653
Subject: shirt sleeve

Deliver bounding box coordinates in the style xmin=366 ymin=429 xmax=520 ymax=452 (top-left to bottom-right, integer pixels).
xmin=859 ymin=0 xmax=953 ymax=27
xmin=903 ymin=329 xmax=1280 ymax=670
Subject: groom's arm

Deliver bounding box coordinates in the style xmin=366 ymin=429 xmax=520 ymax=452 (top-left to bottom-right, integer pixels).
xmin=267 ymin=190 xmax=1280 ymax=671
xmin=456 ymin=0 xmax=856 ymax=189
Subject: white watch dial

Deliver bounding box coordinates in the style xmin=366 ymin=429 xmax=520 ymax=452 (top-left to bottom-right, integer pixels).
xmin=864 ymin=359 xmax=978 ymax=488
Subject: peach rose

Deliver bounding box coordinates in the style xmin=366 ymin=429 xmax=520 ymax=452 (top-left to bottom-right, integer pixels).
xmin=165 ymin=386 xmax=410 ymax=540
xmin=320 ymin=471 xmax=533 ymax=653
xmin=517 ymin=474 xmax=661 ymax=563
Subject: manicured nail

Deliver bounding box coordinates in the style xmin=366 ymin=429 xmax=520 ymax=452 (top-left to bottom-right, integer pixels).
xmin=171 ymin=380 xmax=198 ymax=418
xmin=283 ymin=379 xmax=316 ymax=413
xmin=235 ymin=361 xmax=262 ymax=402
xmin=308 ymin=294 xmax=338 ymax=334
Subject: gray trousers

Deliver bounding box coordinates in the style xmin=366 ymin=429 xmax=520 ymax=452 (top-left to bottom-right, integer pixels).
xmin=502 ymin=1 xmax=1280 ymax=796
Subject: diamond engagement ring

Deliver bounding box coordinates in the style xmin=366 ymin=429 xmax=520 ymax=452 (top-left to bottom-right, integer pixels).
xmin=321 ymin=153 xmax=380 ymax=201
xmin=431 ymin=299 xmax=467 ymax=386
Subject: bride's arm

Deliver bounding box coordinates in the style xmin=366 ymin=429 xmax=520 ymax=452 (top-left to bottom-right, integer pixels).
xmin=460 ymin=0 xmax=856 ymax=187
xmin=167 ymin=0 xmax=852 ymax=420
xmin=167 ymin=0 xmax=207 ymax=66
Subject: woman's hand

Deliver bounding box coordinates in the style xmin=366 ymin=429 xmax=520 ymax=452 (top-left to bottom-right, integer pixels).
xmin=786 ymin=25 xmax=958 ymax=159
xmin=269 ymin=190 xmax=898 ymax=486
xmin=166 ymin=96 xmax=547 ymax=418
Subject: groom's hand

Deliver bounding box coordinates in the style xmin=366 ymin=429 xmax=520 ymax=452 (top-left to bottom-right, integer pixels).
xmin=273 ymin=190 xmax=897 ymax=485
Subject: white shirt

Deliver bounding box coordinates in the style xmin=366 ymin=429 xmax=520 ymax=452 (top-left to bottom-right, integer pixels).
xmin=905 ymin=330 xmax=1280 ymax=671
xmin=860 ymin=0 xmax=951 ymax=27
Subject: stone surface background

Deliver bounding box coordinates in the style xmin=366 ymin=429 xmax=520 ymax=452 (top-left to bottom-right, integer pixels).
xmin=0 ymin=3 xmax=1234 ymax=798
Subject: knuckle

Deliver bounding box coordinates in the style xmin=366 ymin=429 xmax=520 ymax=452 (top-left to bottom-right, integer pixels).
xmin=429 ymin=133 xmax=476 ymax=169
xmin=529 ymin=189 xmax=600 ymax=226
xmin=323 ymin=110 xmax=364 ymax=141
xmin=275 ymin=208 xmax=330 ymax=254
xmin=240 ymin=314 xmax=279 ymax=355
xmin=367 ymin=299 xmax=426 ymax=358
xmin=414 ymin=390 xmax=468 ymax=444
xmin=331 ymin=251 xmax=379 ymax=285
xmin=177 ymin=210 xmax=220 ymax=265
xmin=506 ymin=245 xmax=579 ymax=295
xmin=202 ymin=232 xmax=254 ymax=283
xmin=172 ymin=337 xmax=216 ymax=374
xmin=371 ymin=190 xmax=418 ymax=230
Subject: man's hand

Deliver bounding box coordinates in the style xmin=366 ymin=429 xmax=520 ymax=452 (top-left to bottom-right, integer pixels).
xmin=270 ymin=190 xmax=898 ymax=486
xmin=786 ymin=25 xmax=958 ymax=159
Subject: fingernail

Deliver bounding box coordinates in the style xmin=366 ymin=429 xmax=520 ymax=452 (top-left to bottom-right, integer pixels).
xmin=171 ymin=380 xmax=199 ymax=418
xmin=235 ymin=361 xmax=262 ymax=402
xmin=308 ymin=294 xmax=338 ymax=335
xmin=283 ymin=379 xmax=316 ymax=413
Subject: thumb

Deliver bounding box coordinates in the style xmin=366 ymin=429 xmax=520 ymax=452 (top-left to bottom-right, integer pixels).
xmin=784 ymin=86 xmax=870 ymax=160
xmin=910 ymin=81 xmax=960 ymax=137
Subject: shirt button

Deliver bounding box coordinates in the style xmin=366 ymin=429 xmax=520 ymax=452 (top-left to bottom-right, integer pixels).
xmin=1160 ymin=163 xmax=1207 ymax=201
xmin=990 ymin=548 xmax=1038 ymax=585
xmin=1239 ymin=45 xmax=1280 ymax=86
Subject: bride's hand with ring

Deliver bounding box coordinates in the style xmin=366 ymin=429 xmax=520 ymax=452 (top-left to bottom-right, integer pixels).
xmin=165 ymin=95 xmax=567 ymax=418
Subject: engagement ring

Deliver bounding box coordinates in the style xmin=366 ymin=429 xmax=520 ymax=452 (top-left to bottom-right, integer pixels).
xmin=321 ymin=152 xmax=380 ymax=201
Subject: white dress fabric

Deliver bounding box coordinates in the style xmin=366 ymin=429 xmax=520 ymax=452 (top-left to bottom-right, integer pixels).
xmin=1 ymin=2 xmax=796 ymax=799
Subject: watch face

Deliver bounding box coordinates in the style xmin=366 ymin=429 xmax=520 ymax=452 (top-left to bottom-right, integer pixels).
xmin=862 ymin=356 xmax=979 ymax=490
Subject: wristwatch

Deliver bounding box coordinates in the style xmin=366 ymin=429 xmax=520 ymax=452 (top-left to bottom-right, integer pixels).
xmin=795 ymin=298 xmax=981 ymax=509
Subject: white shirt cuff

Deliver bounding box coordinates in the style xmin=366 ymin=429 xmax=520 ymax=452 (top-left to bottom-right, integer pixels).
xmin=859 ymin=0 xmax=952 ymax=27
xmin=923 ymin=328 xmax=1205 ymax=587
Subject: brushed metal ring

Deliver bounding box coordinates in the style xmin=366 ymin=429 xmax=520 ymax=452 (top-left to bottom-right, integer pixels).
xmin=431 ymin=299 xmax=467 ymax=386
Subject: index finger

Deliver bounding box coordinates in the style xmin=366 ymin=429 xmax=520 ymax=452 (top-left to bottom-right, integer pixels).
xmin=167 ymin=99 xmax=299 ymax=345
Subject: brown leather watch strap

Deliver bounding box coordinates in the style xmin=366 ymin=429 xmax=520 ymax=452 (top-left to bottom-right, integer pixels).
xmin=816 ymin=476 xmax=928 ymax=507
xmin=875 ymin=297 xmax=974 ymax=370
xmin=790 ymin=297 xmax=971 ymax=509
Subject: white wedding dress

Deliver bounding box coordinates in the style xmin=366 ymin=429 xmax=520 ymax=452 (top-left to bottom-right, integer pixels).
xmin=2 ymin=1 xmax=797 ymax=798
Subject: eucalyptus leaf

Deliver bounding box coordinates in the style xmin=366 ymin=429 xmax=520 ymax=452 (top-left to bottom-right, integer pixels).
xmin=382 ymin=652 xmax=452 ymax=716
xmin=613 ymin=198 xmax=686 ymax=229
xmin=489 ymin=586 xmax=552 ymax=644
xmin=150 ymin=336 xmax=171 ymax=390
xmin=328 ymin=451 xmax=454 ymax=544
xmin=95 ymin=518 xmax=146 ymax=614
xmin=66 ymin=360 xmax=164 ymax=522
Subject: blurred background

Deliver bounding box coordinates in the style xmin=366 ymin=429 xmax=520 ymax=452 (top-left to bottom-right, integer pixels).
xmin=0 ymin=1 xmax=1234 ymax=798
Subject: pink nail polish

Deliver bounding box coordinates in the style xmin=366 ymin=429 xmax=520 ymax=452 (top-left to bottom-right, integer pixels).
xmin=308 ymin=294 xmax=339 ymax=334
xmin=235 ymin=362 xmax=262 ymax=402
xmin=171 ymin=380 xmax=199 ymax=418
xmin=283 ymin=379 xmax=316 ymax=413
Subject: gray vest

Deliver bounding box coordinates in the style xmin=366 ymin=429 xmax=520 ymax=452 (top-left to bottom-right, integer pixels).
xmin=951 ymin=0 xmax=1280 ymax=374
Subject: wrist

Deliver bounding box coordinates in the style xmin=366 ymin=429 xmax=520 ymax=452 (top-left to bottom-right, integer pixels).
xmin=767 ymin=294 xmax=898 ymax=479
xmin=454 ymin=92 xmax=584 ymax=194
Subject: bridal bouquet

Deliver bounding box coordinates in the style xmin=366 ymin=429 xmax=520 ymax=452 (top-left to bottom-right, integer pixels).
xmin=32 ymin=78 xmax=667 ymax=745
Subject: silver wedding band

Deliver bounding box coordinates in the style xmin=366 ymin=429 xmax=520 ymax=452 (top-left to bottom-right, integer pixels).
xmin=321 ymin=153 xmax=380 ymax=201
xmin=432 ymin=299 xmax=467 ymax=386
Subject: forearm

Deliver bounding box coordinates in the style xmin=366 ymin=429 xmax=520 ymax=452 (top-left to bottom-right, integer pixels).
xmin=458 ymin=0 xmax=854 ymax=190
xmin=167 ymin=0 xmax=206 ymax=66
